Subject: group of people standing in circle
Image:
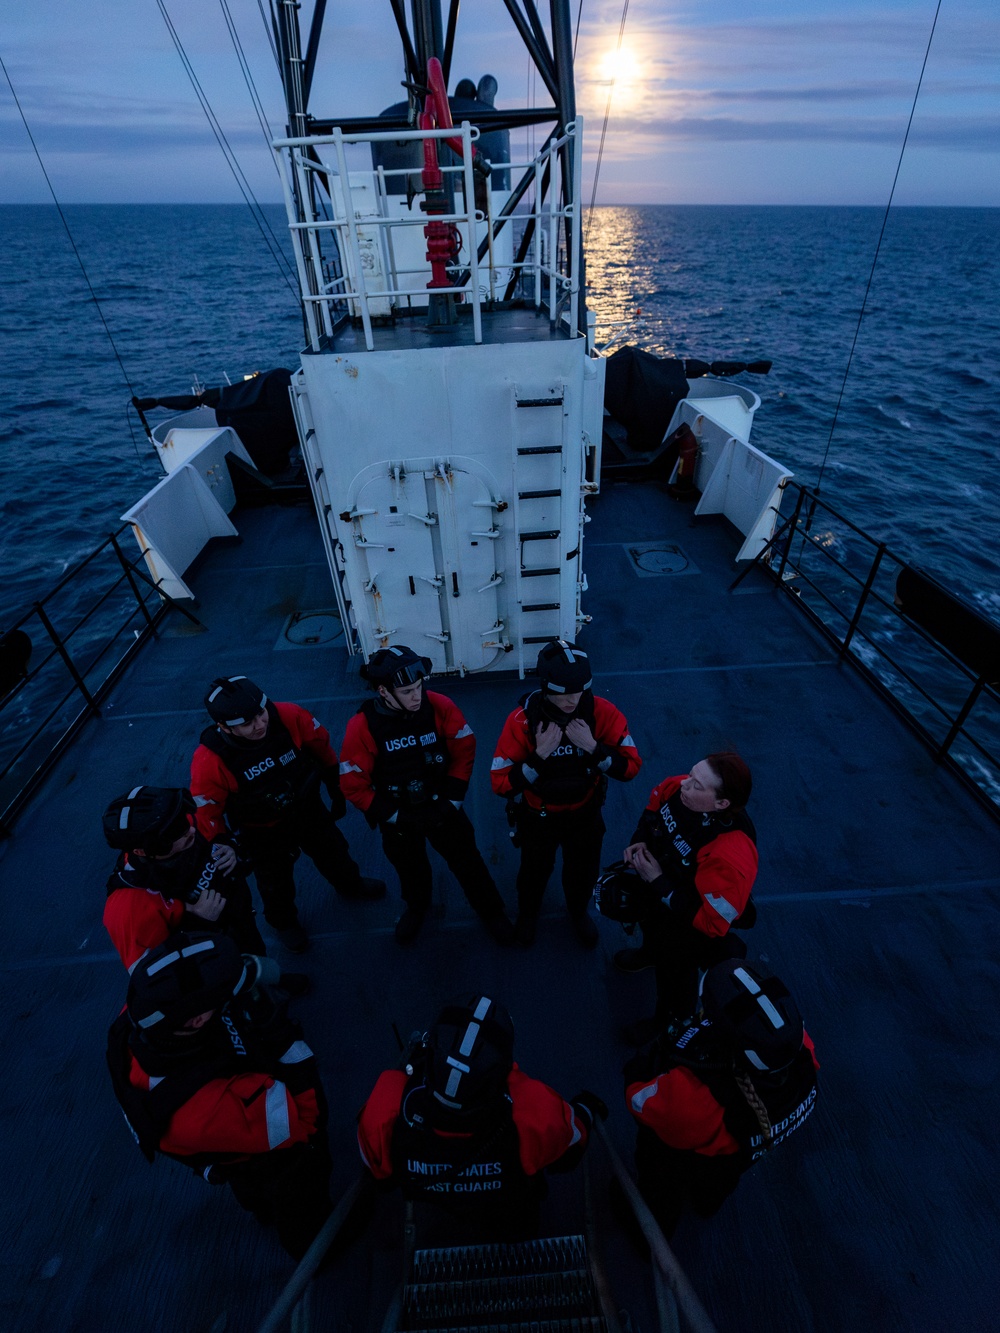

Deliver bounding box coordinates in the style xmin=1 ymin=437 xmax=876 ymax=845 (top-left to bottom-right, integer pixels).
xmin=100 ymin=637 xmax=818 ymax=1268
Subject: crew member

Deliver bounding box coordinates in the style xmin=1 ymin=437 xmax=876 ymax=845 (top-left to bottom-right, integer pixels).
xmin=339 ymin=646 xmax=514 ymax=945
xmin=357 ymin=995 xmax=605 ymax=1239
xmin=106 ymin=931 xmax=332 ymax=1260
xmin=491 ymin=639 xmax=641 ymax=947
xmin=624 ymin=960 xmax=818 ymax=1237
xmin=191 ymin=675 xmax=385 ymax=953
xmin=614 ymin=753 xmax=757 ymax=1045
xmin=102 ymin=784 xmax=265 ymax=972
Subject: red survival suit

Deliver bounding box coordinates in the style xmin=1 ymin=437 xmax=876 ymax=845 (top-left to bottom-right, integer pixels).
xmin=190 ymin=700 xmax=364 ymax=929
xmin=339 ymin=691 xmax=507 ymax=921
xmin=625 ymin=1026 xmax=818 ymax=1234
xmin=107 ymin=991 xmax=330 ymax=1259
xmin=629 ymin=776 xmax=759 ymax=1019
xmin=358 ymin=1065 xmax=589 ymax=1238
xmin=103 ymin=826 xmax=264 ymax=973
xmin=491 ymin=690 xmax=641 ymax=924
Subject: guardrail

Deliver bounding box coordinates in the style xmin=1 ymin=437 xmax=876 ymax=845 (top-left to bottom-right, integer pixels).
xmin=274 ymin=119 xmax=584 ymax=352
xmin=0 ymin=528 xmax=201 ymax=835
xmin=734 ymin=482 xmax=1000 ymax=818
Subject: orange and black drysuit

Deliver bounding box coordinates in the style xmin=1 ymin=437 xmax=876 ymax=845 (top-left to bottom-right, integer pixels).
xmin=191 ymin=700 xmax=363 ymax=929
xmin=107 ymin=992 xmax=330 ymax=1259
xmin=340 ymin=690 xmax=506 ymax=919
xmin=629 ymin=776 xmax=758 ymax=1020
xmin=625 ymin=1029 xmax=818 ymax=1235
xmin=491 ymin=690 xmax=641 ymax=918
xmin=103 ymin=832 xmax=264 ymax=973
xmin=357 ymin=1064 xmax=589 ymax=1238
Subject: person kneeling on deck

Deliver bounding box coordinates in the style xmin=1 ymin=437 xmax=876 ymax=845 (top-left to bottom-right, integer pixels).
xmin=106 ymin=931 xmax=332 ymax=1261
xmin=339 ymin=646 xmax=514 ymax=945
xmin=491 ymin=639 xmax=642 ymax=947
xmin=190 ymin=675 xmax=385 ymax=954
xmin=607 ymin=753 xmax=757 ymax=1047
xmin=102 ymin=784 xmax=267 ymax=971
xmin=623 ymin=960 xmax=818 ymax=1238
xmin=357 ymin=996 xmax=605 ymax=1240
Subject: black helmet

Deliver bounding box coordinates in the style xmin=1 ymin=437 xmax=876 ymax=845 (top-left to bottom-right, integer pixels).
xmin=535 ymin=639 xmax=592 ymax=694
xmin=425 ymin=996 xmax=515 ymax=1118
xmin=701 ymin=961 xmax=804 ymax=1074
xmin=594 ymin=861 xmax=653 ymax=922
xmin=127 ymin=931 xmax=250 ymax=1039
xmin=360 ymin=645 xmax=432 ymax=691
xmin=103 ymin=786 xmax=195 ymax=855
xmin=205 ymin=675 xmax=268 ymax=726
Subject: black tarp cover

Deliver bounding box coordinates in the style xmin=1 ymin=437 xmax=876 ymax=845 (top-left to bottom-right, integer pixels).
xmin=214 ymin=368 xmax=296 ymax=475
xmin=603 ymin=346 xmax=689 ymax=455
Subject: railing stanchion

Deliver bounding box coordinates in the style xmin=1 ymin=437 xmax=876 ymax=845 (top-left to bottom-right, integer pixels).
xmin=776 ymin=485 xmax=806 ymax=583
xmin=840 ymin=542 xmax=886 ymax=657
xmin=110 ymin=532 xmax=157 ymax=634
xmin=937 ymin=675 xmax=987 ymax=761
xmin=34 ymin=604 xmax=100 ymax=717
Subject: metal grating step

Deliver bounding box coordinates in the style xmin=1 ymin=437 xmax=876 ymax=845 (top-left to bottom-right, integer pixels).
xmin=403 ymin=1270 xmax=594 ymax=1326
xmin=408 ymin=1321 xmax=606 ymax=1333
xmin=413 ymin=1236 xmax=588 ymax=1283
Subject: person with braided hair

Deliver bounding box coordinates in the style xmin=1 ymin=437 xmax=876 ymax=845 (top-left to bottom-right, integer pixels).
xmin=623 ymin=960 xmax=818 ymax=1238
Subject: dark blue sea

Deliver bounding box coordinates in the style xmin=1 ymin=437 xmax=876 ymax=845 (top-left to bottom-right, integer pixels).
xmin=2 ymin=204 xmax=998 ymax=625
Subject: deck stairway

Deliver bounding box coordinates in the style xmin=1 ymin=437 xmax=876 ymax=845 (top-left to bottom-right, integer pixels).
xmin=394 ymin=1235 xmax=608 ymax=1333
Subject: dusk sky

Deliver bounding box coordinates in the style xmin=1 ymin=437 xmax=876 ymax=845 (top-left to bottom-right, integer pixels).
xmin=2 ymin=0 xmax=998 ymax=206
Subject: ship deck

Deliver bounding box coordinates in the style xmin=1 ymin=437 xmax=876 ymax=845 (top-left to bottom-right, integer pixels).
xmin=1 ymin=478 xmax=998 ymax=1333
xmin=318 ymin=302 xmax=573 ymax=355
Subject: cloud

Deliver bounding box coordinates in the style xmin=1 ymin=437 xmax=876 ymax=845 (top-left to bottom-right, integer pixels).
xmin=601 ymin=113 xmax=1000 ymax=153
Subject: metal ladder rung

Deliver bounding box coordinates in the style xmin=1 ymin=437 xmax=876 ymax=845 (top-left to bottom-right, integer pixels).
xmin=523 ymin=602 xmax=560 ymax=612
xmin=517 ymin=446 xmax=563 ymax=456
xmin=520 ymin=567 xmax=560 ymax=578
xmin=516 ymin=396 xmax=564 ymax=408
xmin=518 ymin=489 xmax=561 ymax=499
xmin=519 ymin=530 xmax=560 ymax=542
xmin=523 ymin=634 xmax=561 ymax=644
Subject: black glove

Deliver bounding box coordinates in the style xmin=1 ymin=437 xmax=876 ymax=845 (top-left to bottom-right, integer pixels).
xmin=570 ymin=1089 xmax=609 ymax=1126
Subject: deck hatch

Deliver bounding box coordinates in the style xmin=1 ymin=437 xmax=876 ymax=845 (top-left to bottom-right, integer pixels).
xmin=625 ymin=542 xmax=700 ymax=577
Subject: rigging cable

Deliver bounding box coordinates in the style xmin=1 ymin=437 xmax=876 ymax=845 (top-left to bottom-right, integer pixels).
xmin=573 ymin=0 xmax=584 ymax=60
xmin=154 ymin=0 xmax=299 ymax=297
xmin=585 ymin=0 xmax=630 ymax=245
xmin=218 ymin=0 xmax=282 ymax=174
xmin=815 ymin=0 xmax=943 ymax=492
xmin=256 ymin=0 xmax=281 ymax=70
xmin=0 ymin=51 xmax=139 ymax=405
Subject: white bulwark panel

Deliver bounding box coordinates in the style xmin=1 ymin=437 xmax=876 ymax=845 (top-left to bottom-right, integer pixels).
xmin=294 ymin=338 xmax=598 ymax=675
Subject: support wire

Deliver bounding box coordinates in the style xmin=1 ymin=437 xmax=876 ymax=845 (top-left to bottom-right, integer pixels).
xmin=585 ymin=0 xmax=630 ymax=244
xmin=815 ymin=0 xmax=943 ymax=492
xmin=155 ymin=0 xmax=299 ymax=298
xmin=0 ymin=51 xmax=138 ymax=399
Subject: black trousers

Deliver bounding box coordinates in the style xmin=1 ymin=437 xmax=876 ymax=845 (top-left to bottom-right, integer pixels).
xmin=226 ymin=1136 xmax=332 ymax=1260
xmin=380 ymin=803 xmax=506 ymax=918
xmin=239 ymin=792 xmax=363 ymax=929
xmin=212 ymin=874 xmax=266 ymax=959
xmin=634 ymin=1125 xmax=744 ymax=1238
xmin=514 ymin=800 xmax=605 ymax=919
xmin=640 ymin=910 xmax=747 ymax=1023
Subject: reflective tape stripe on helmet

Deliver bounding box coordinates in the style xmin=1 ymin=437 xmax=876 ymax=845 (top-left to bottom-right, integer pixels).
xmin=204 ymin=675 xmax=268 ymax=726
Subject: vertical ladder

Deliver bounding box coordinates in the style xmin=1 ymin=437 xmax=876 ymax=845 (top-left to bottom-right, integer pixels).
xmin=511 ymin=389 xmax=573 ymax=663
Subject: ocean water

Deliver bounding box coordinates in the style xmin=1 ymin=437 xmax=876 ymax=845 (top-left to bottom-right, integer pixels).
xmin=1 ymin=203 xmax=998 ymax=626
